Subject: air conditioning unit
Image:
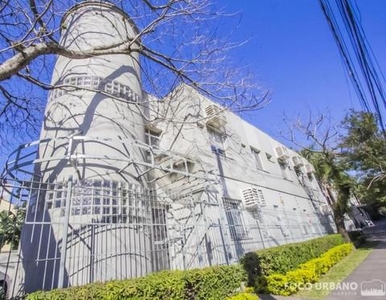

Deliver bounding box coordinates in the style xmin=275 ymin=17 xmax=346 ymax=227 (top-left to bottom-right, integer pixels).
xmin=292 ymin=156 xmax=304 ymax=167
xmin=304 ymin=163 xmax=315 ymax=174
xmin=241 ymin=188 xmax=266 ymax=210
xmin=275 ymin=145 xmax=289 ymax=162
xmin=205 ymin=105 xmax=226 ymax=129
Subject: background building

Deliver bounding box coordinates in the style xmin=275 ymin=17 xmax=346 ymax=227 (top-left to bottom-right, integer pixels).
xmin=0 ymin=1 xmax=335 ymax=297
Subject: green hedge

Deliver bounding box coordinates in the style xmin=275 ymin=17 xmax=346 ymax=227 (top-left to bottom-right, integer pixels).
xmin=241 ymin=234 xmax=344 ymax=286
xmin=262 ymin=243 xmax=354 ymax=296
xmin=226 ymin=292 xmax=259 ymax=300
xmin=26 ymin=234 xmax=345 ymax=299
xmin=27 ymin=265 xmax=246 ymax=300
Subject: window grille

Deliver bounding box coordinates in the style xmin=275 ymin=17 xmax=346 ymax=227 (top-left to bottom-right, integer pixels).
xmin=223 ymin=199 xmax=248 ymax=240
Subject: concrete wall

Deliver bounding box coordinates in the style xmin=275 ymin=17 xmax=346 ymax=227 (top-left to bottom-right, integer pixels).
xmin=149 ymin=84 xmax=335 ymax=268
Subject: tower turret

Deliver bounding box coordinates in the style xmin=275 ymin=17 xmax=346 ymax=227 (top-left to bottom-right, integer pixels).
xmin=20 ymin=2 xmax=152 ymax=293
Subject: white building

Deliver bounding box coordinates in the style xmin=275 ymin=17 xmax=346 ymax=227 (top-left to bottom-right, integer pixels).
xmin=0 ymin=1 xmax=335 ymax=296
xmin=143 ymin=85 xmax=335 ymax=269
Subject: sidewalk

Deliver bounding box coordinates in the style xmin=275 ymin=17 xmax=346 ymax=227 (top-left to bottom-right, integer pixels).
xmin=258 ymin=219 xmax=386 ymax=300
xmin=325 ymin=219 xmax=386 ymax=300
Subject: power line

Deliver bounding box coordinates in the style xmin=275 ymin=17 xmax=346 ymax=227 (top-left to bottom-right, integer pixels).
xmin=319 ymin=0 xmax=386 ymax=133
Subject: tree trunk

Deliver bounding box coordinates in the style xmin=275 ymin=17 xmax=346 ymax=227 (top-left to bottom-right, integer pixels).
xmin=324 ymin=182 xmax=352 ymax=243
xmin=333 ymin=212 xmax=351 ymax=242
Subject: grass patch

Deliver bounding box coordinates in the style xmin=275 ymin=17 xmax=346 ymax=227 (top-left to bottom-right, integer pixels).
xmin=295 ymin=242 xmax=376 ymax=299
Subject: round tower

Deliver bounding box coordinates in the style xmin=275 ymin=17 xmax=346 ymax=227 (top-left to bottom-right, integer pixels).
xmin=40 ymin=0 xmax=145 ymax=183
xmin=20 ymin=1 xmax=154 ymax=293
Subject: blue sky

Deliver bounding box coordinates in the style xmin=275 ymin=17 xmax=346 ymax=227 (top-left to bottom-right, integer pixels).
xmin=1 ymin=1 xmax=385 ymax=169
xmin=220 ymin=0 xmax=386 ymax=143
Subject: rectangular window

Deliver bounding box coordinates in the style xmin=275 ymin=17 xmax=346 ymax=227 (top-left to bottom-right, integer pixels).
xmin=211 ymin=145 xmax=225 ymax=156
xmin=208 ymin=127 xmax=224 ymax=144
xmin=279 ymin=162 xmax=290 ymax=180
xmin=91 ymin=76 xmax=99 ymax=88
xmin=223 ymin=199 xmax=248 ymax=240
xmin=208 ymin=127 xmax=225 ymax=156
xmin=113 ymin=81 xmax=120 ymax=95
xmin=251 ymin=147 xmax=263 ymax=170
xmin=257 ymin=189 xmax=266 ymax=206
xmin=265 ymin=152 xmax=273 ymax=161
xmin=83 ymin=76 xmax=91 ymax=86
xmin=105 ymin=82 xmax=112 ymax=94
xmin=120 ymin=85 xmax=127 ymax=99
xmin=145 ymin=129 xmax=161 ymax=148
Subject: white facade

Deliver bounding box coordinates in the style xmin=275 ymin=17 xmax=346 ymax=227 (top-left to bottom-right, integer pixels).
xmin=144 ymin=85 xmax=335 ymax=268
xmin=0 ymin=1 xmax=335 ymax=297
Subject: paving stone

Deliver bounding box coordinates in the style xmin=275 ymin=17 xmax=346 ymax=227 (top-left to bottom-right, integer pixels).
xmin=325 ymin=219 xmax=386 ymax=300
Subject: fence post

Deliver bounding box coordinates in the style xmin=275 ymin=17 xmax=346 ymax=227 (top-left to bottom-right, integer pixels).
xmin=218 ymin=219 xmax=230 ymax=265
xmin=58 ymin=176 xmax=73 ymax=289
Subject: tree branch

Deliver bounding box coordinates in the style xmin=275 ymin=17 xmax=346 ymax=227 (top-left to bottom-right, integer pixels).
xmin=0 ymin=40 xmax=143 ymax=81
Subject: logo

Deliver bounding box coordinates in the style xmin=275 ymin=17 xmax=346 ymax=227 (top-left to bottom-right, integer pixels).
xmin=361 ymin=280 xmax=386 ymax=297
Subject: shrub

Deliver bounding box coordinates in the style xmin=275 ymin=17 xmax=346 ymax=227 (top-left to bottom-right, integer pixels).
xmin=262 ymin=243 xmax=354 ymax=296
xmin=299 ymin=257 xmax=331 ymax=277
xmin=244 ymin=287 xmax=255 ymax=293
xmin=241 ymin=252 xmax=261 ymax=286
xmin=226 ymin=292 xmax=259 ymax=300
xmin=263 ymin=269 xmax=318 ymax=297
xmin=265 ymin=274 xmax=293 ymax=296
xmin=321 ymin=243 xmax=354 ymax=266
xmin=241 ymin=234 xmax=344 ymax=286
xmin=27 ymin=272 xmax=186 ymax=300
xmin=27 ymin=265 xmax=245 ymax=300
xmin=254 ymin=276 xmax=268 ymax=294
xmin=183 ymin=265 xmax=246 ymax=300
xmin=287 ymin=268 xmax=318 ymax=285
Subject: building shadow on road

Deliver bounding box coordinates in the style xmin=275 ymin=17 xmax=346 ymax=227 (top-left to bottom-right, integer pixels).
xmin=359 ymin=218 xmax=386 ymax=249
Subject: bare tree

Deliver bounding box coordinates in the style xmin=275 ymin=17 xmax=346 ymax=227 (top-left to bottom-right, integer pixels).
xmin=0 ymin=0 xmax=269 ymax=153
xmin=280 ymin=111 xmax=352 ymax=241
xmin=279 ymin=110 xmax=340 ymax=152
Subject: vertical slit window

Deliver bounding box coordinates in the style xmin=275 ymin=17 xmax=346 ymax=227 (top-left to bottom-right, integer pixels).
xmin=251 ymin=147 xmax=263 ymax=170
